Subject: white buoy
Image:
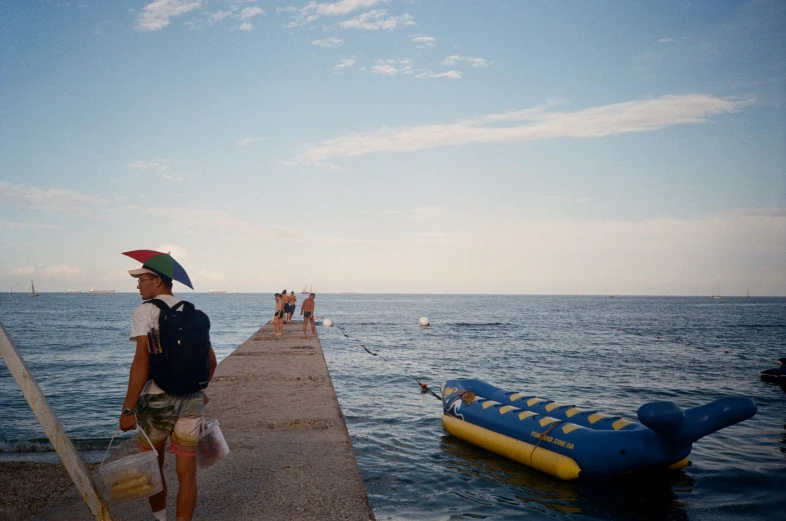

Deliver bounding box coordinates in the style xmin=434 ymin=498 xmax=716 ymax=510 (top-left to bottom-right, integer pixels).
xmin=322 ymin=319 xmax=333 ymax=327
xmin=419 ymin=317 xmax=429 ymax=327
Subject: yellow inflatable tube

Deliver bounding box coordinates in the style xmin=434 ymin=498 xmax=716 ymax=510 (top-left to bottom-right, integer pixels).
xmin=442 ymin=414 xmax=582 ymax=480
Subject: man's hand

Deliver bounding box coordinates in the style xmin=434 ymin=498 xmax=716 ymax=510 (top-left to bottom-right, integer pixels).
xmin=119 ymin=413 xmax=137 ymax=432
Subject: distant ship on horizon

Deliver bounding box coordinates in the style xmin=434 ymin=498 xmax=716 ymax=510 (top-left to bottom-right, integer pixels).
xmin=301 ymin=283 xmax=313 ymax=294
xmin=66 ymin=289 xmax=82 ymax=294
xmin=89 ymin=289 xmax=115 ymax=294
xmin=208 ymin=290 xmax=227 ymax=294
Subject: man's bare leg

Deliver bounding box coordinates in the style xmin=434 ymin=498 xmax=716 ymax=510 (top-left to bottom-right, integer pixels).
xmin=175 ymin=454 xmax=198 ymax=521
xmin=274 ymin=316 xmax=282 ymax=336
xmin=148 ymin=449 xmax=167 ymax=513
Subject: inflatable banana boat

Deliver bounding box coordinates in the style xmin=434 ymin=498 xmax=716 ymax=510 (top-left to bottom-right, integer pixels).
xmin=441 ymin=379 xmax=757 ymax=480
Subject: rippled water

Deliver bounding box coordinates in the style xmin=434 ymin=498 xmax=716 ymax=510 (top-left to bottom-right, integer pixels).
xmin=1 ymin=294 xmax=784 ymax=520
xmin=0 ymin=293 xmax=260 ymax=451
xmin=317 ymin=295 xmax=786 ymax=520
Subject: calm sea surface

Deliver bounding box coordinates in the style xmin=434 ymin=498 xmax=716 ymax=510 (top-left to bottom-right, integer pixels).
xmin=1 ymin=293 xmax=785 ymax=520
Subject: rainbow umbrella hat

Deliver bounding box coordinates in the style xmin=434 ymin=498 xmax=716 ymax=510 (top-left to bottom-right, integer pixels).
xmin=122 ymin=250 xmax=194 ymax=289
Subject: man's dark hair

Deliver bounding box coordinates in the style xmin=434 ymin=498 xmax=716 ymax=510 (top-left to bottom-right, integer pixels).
xmin=144 ymin=266 xmax=173 ymax=289
xmin=310 ymin=293 xmax=315 ymax=297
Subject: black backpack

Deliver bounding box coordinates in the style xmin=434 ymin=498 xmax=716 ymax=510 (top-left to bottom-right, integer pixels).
xmin=146 ymin=298 xmax=211 ymax=394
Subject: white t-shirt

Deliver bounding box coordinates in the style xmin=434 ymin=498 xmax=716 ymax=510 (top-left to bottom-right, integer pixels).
xmin=129 ymin=294 xmax=182 ymax=396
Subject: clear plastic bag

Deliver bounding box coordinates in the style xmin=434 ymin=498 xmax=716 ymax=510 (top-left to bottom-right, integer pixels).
xmin=98 ymin=426 xmax=163 ymax=504
xmin=197 ymin=418 xmax=230 ymax=468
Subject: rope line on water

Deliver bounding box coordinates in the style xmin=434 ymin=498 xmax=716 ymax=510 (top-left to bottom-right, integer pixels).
xmin=614 ymin=327 xmax=711 ymax=351
xmin=334 ymin=324 xmax=442 ymax=400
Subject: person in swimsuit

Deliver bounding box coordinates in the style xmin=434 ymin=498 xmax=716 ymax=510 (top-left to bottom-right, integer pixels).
xmin=287 ymin=292 xmax=296 ymax=324
xmin=300 ymin=293 xmax=316 ymax=338
xmin=283 ymin=290 xmax=295 ymax=324
xmin=273 ymin=293 xmax=284 ymax=336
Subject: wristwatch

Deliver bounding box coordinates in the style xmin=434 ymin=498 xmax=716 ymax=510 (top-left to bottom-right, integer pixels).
xmin=121 ymin=408 xmax=136 ymax=416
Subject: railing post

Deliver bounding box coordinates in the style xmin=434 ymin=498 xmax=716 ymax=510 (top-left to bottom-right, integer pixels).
xmin=0 ymin=320 xmax=114 ymax=521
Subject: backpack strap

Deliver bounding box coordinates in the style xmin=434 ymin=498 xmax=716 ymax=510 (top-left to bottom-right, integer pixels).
xmin=147 ymin=298 xmax=171 ymax=316
xmin=170 ymin=300 xmax=193 ymax=313
xmin=147 ymin=298 xmax=194 ymax=317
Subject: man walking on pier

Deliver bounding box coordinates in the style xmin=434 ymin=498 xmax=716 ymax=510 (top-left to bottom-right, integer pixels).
xmin=120 ymin=251 xmax=217 ymax=521
xmin=301 ymin=292 xmax=317 ymax=338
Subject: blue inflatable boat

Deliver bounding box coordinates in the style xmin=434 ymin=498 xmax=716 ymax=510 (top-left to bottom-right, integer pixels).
xmin=441 ymin=379 xmax=757 ymax=480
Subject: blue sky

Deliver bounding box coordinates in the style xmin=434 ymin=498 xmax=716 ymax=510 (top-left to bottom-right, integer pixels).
xmin=1 ymin=0 xmax=784 ymax=295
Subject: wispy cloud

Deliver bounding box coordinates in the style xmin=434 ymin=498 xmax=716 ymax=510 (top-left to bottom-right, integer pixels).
xmin=184 ymin=3 xmax=265 ymax=29
xmin=313 ymin=36 xmax=343 ymax=47
xmin=410 ymin=35 xmax=435 ymax=47
xmin=0 ymin=181 xmax=99 ymax=216
xmin=11 ymin=266 xmax=35 ymax=276
xmin=236 ymin=136 xmax=268 ymax=146
xmin=371 ymin=64 xmax=398 ymax=76
xmin=289 ymin=0 xmax=386 ymax=26
xmin=339 ymin=9 xmax=415 ymax=30
xmin=443 ymin=55 xmax=488 ymax=67
xmin=334 ymin=58 xmax=355 ymax=71
xmin=128 ymin=157 xmax=196 ymax=181
xmin=135 ymin=0 xmax=201 ymax=32
xmin=162 ymin=172 xmax=198 ymax=182
xmin=371 ymin=58 xmax=412 ymax=75
xmin=296 ymin=94 xmax=754 ymax=163
xmin=210 ymin=10 xmax=233 ymax=23
xmin=659 ymin=38 xmax=676 ymax=43
xmin=129 ymin=158 xmax=170 ymax=171
xmin=415 ymin=70 xmax=461 ymax=80
xmin=240 ymin=6 xmax=264 ymax=19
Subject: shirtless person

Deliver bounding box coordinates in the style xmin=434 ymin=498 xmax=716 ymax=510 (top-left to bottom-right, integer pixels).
xmin=273 ymin=293 xmax=284 ymax=336
xmin=300 ymin=293 xmax=316 ymax=338
xmin=281 ymin=290 xmax=289 ymax=324
xmin=287 ymin=292 xmax=297 ymax=324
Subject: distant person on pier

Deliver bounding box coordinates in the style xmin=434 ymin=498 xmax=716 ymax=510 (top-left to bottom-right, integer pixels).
xmin=273 ymin=293 xmax=284 ymax=336
xmin=281 ymin=290 xmax=290 ymax=324
xmin=287 ymin=291 xmax=297 ymax=324
xmin=301 ymin=293 xmax=317 ymax=338
xmin=121 ymin=261 xmax=217 ymax=521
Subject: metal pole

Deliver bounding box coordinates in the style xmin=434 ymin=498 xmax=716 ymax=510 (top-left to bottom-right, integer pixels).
xmin=0 ymin=320 xmax=114 ymax=521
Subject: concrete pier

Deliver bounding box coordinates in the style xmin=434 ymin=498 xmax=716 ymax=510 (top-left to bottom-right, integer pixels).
xmin=34 ymin=321 xmax=376 ymax=521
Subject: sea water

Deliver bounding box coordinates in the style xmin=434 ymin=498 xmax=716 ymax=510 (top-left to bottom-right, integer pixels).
xmin=1 ymin=293 xmax=784 ymax=520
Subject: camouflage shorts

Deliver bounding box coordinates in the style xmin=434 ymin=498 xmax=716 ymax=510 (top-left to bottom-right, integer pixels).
xmin=136 ymin=391 xmax=204 ymax=457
